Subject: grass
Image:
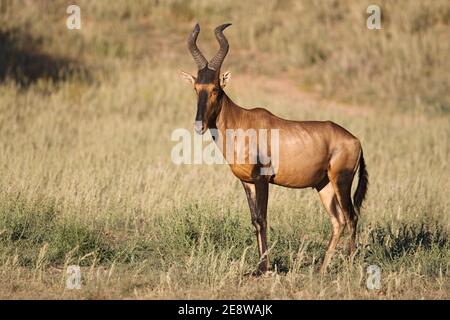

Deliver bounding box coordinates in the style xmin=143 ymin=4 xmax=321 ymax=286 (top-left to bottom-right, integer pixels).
xmin=0 ymin=0 xmax=449 ymax=299
xmin=1 ymin=194 xmax=448 ymax=298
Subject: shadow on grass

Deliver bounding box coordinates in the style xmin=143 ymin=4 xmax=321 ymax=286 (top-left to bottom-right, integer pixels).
xmin=363 ymin=222 xmax=449 ymax=275
xmin=268 ymin=221 xmax=449 ymax=275
xmin=0 ymin=28 xmax=90 ymax=86
xmin=0 ymin=195 xmax=448 ymax=277
xmin=368 ymin=222 xmax=448 ymax=257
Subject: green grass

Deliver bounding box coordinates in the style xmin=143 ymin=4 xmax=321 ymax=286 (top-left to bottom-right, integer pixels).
xmin=0 ymin=191 xmax=448 ymax=298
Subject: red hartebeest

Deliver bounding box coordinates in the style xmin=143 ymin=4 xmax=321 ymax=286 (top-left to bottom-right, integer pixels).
xmin=180 ymin=23 xmax=368 ymax=273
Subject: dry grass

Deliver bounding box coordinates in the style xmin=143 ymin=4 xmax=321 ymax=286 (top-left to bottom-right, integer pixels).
xmin=0 ymin=0 xmax=449 ymax=299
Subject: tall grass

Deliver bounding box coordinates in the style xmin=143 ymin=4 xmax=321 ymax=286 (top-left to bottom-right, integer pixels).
xmin=0 ymin=0 xmax=449 ymax=299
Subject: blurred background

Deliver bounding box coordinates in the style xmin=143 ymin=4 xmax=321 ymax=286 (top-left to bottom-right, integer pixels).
xmin=1 ymin=0 xmax=449 ymax=112
xmin=0 ymin=0 xmax=448 ymax=299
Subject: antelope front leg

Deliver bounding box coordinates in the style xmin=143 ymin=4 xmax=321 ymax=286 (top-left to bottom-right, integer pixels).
xmin=242 ymin=179 xmax=270 ymax=274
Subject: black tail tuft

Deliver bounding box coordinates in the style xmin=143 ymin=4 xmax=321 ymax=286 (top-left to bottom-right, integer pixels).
xmin=353 ymin=149 xmax=368 ymax=216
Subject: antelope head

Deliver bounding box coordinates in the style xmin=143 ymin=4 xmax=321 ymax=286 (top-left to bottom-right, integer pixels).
xmin=181 ymin=23 xmax=232 ymax=134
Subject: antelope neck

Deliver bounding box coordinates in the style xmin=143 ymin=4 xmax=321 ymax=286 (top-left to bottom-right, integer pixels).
xmin=214 ymin=93 xmax=241 ymax=134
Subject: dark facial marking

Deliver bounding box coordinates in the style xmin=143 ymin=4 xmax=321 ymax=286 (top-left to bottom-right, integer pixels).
xmin=196 ymin=67 xmax=217 ymax=84
xmin=195 ymin=90 xmax=208 ymax=122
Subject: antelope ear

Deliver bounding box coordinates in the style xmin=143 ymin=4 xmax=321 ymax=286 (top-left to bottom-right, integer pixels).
xmin=220 ymin=71 xmax=231 ymax=88
xmin=179 ymin=70 xmax=196 ymax=86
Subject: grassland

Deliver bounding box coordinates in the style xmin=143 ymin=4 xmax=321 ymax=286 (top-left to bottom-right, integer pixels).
xmin=0 ymin=0 xmax=449 ymax=299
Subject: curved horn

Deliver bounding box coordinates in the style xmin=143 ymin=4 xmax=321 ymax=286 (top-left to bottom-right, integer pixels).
xmin=208 ymin=23 xmax=232 ymax=71
xmin=187 ymin=23 xmax=208 ymax=70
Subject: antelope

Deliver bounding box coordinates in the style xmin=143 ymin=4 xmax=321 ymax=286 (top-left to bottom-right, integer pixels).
xmin=180 ymin=23 xmax=368 ymax=273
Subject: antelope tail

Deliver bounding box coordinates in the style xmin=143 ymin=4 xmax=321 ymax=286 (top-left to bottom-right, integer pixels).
xmin=353 ymin=149 xmax=368 ymax=216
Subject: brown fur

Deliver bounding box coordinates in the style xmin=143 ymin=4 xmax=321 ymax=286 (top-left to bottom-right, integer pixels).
xmin=184 ymin=24 xmax=368 ymax=273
